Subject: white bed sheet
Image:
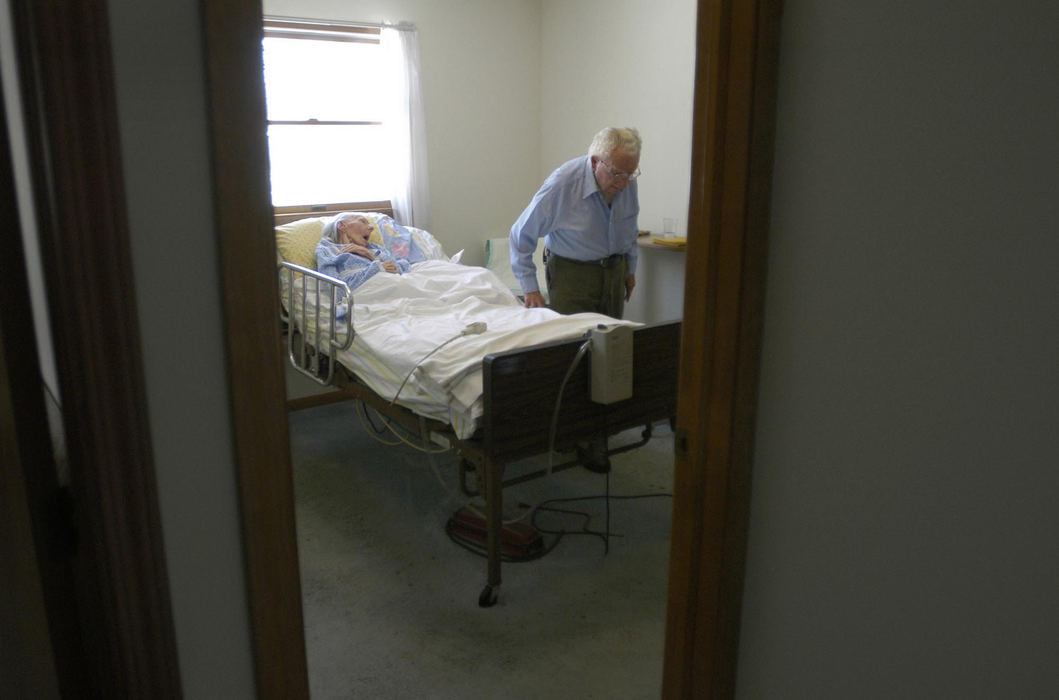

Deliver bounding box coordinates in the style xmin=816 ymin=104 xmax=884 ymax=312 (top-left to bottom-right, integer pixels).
xmin=287 ymin=260 xmax=637 ymax=438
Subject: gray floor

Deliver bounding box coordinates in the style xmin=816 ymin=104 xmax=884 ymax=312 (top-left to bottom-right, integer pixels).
xmin=288 ymin=399 xmax=675 ymax=699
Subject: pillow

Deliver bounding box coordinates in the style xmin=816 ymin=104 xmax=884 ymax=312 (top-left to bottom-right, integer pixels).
xmin=275 ymin=217 xmax=327 ymax=269
xmin=407 ymin=226 xmax=448 ymax=261
xmin=363 ymin=214 xmax=447 ymax=261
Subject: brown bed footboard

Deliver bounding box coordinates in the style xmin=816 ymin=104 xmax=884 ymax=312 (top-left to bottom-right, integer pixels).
xmin=481 ymin=321 xmax=681 ymax=463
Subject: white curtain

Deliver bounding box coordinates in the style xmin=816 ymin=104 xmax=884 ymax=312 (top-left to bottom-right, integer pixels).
xmin=381 ymin=24 xmax=430 ymax=230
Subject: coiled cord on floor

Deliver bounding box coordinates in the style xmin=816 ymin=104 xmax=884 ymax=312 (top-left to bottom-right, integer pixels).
xmin=449 ymin=490 xmax=673 ymax=562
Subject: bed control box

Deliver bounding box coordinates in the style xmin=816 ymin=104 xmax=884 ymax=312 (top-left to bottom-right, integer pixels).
xmin=589 ymin=324 xmax=634 ymax=404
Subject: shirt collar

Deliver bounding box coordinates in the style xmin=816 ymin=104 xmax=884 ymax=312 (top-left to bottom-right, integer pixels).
xmin=581 ymin=155 xmax=601 ymax=200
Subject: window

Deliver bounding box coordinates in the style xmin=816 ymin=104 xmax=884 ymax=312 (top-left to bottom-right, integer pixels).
xmin=262 ymin=19 xmax=398 ymax=207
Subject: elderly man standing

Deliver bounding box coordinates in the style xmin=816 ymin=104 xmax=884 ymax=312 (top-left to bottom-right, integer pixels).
xmin=510 ymin=127 xmax=642 ymax=318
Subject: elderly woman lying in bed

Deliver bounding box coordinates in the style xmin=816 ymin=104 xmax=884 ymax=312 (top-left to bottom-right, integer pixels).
xmin=316 ymin=212 xmax=426 ymax=291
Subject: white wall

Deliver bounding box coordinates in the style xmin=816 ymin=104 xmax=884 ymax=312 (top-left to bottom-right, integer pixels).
xmin=264 ymin=0 xmax=542 ymax=267
xmin=540 ymin=0 xmax=696 ymax=323
xmin=738 ymin=2 xmax=1059 ymax=697
xmin=540 ymin=0 xmax=696 ymax=237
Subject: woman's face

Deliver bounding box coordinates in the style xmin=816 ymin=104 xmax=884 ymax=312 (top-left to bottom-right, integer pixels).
xmin=337 ymin=216 xmax=372 ymax=246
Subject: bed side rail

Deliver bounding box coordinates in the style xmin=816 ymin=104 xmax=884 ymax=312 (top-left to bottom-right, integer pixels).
xmin=482 ymin=321 xmax=681 ymax=463
xmin=278 ymin=261 xmax=354 ymax=385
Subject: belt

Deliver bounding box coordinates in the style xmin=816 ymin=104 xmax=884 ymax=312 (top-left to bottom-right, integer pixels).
xmin=545 ymin=249 xmax=625 ymax=269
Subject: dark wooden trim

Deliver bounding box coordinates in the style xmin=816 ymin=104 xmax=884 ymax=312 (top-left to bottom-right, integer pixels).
xmin=274 ymin=200 xmax=395 ymax=225
xmin=286 ymin=391 xmax=354 ymax=412
xmin=200 ymin=1 xmax=311 ymax=697
xmin=662 ymin=0 xmax=782 ymax=697
xmin=10 ymin=0 xmax=181 ymax=696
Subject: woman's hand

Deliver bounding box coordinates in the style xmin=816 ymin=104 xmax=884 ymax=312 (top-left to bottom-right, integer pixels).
xmin=341 ymin=243 xmax=374 ymax=260
xmin=380 ymin=260 xmax=398 ymax=273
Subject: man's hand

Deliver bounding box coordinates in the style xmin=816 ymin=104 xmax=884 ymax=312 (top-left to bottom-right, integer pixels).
xmin=624 ymin=274 xmax=636 ymax=301
xmin=523 ymin=291 xmax=547 ymax=308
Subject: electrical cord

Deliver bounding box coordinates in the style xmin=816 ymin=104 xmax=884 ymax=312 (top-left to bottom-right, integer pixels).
xmin=528 ymin=491 xmax=673 ymax=555
xmin=390 ymin=321 xmax=488 ymax=407
xmin=348 ymin=322 xmax=489 ymax=498
xmin=355 ymin=401 xmax=451 ymax=455
xmin=548 ymin=338 xmax=593 ymax=476
xmin=494 ymin=335 xmax=594 ymax=528
xmin=353 ymin=401 xmax=459 ymax=493
xmin=418 ymin=415 xmax=454 ymax=488
xmin=355 ymin=401 xmax=403 ymax=445
xmin=450 ymin=491 xmax=673 ymax=562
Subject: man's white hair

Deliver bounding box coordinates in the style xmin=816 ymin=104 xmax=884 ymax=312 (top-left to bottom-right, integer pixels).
xmin=589 ymin=127 xmax=642 ymax=159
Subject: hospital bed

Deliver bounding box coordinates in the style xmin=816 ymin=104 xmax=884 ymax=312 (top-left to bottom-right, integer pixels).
xmin=276 ymin=204 xmax=680 ymax=606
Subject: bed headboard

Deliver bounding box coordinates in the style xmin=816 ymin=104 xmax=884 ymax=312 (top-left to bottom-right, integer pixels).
xmin=274 ymin=200 xmax=395 ymax=226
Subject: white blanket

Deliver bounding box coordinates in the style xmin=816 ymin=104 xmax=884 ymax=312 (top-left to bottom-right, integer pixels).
xmin=334 ymin=260 xmax=638 ymax=437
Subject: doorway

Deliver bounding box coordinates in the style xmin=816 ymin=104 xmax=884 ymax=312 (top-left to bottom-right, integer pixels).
xmin=5 ymin=0 xmax=781 ymax=695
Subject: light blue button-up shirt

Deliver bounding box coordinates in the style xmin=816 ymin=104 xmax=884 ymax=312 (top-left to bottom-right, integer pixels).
xmin=509 ymin=155 xmax=639 ymax=295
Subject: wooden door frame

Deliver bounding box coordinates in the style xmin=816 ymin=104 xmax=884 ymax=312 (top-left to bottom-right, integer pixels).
xmin=200 ymin=2 xmax=311 ymax=697
xmin=663 ymin=1 xmax=782 ymax=697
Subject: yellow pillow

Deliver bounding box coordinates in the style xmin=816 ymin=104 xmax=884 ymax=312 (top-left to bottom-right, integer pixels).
xmin=275 ymin=217 xmax=327 ymax=268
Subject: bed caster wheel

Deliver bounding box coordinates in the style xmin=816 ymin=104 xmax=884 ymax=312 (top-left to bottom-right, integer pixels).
xmin=478 ymin=584 xmax=499 ymax=608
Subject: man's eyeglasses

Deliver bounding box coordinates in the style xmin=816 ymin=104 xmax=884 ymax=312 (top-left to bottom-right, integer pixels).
xmin=600 ymin=160 xmax=641 ymax=181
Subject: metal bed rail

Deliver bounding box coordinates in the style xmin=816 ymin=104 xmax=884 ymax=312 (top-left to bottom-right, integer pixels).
xmin=278 ymin=261 xmax=355 ymax=385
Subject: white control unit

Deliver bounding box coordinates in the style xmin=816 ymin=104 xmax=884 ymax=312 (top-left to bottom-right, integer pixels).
xmin=589 ymin=324 xmax=633 ymax=404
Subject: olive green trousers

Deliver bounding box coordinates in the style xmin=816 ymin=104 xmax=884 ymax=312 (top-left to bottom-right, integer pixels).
xmin=545 ymin=251 xmax=628 ymax=319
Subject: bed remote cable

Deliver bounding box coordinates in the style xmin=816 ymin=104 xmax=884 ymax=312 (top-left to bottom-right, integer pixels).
xmin=390 ymin=321 xmax=488 ymax=405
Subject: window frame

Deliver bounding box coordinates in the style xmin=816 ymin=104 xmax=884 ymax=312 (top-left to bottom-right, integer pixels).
xmin=273 ymin=200 xmax=393 ymax=225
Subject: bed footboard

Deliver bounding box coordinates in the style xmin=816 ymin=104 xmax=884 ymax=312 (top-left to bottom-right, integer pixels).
xmin=481 ymin=321 xmax=681 ymax=462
